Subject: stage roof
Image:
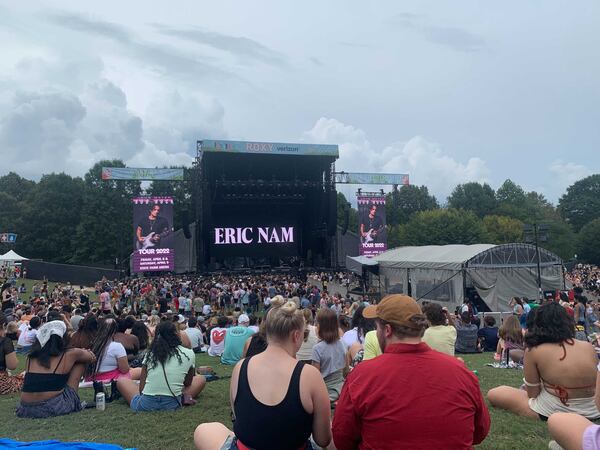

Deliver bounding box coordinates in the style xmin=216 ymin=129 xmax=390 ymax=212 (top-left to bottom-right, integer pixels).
xmin=199 ymin=140 xmax=339 ymax=158
xmin=375 ymin=244 xmax=496 ymax=270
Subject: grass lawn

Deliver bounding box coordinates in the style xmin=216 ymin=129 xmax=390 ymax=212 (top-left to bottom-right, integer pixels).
xmin=7 ymin=278 xmax=99 ymax=301
xmin=0 ymin=353 xmax=551 ymax=450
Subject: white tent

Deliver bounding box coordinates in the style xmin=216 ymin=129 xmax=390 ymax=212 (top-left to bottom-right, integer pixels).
xmin=0 ymin=250 xmax=28 ymax=262
xmin=370 ymin=243 xmax=565 ymax=312
xmin=346 ymin=255 xmax=379 ymax=275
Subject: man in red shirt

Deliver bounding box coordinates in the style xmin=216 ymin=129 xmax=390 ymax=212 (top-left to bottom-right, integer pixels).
xmin=332 ymin=294 xmax=490 ymax=450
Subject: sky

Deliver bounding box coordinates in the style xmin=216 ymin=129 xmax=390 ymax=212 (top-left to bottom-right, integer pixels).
xmin=0 ymin=1 xmax=598 ymax=204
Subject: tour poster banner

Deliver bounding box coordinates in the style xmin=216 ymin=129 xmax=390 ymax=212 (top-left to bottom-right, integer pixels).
xmin=132 ymin=197 xmax=174 ymax=272
xmin=357 ymin=194 xmax=387 ymax=257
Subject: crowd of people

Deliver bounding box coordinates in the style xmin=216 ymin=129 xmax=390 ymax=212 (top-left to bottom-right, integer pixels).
xmin=1 ymin=267 xmax=600 ymax=448
xmin=568 ymin=264 xmax=600 ymax=299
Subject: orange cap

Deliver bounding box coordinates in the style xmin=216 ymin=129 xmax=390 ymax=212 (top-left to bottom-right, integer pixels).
xmin=363 ymin=294 xmax=423 ymax=327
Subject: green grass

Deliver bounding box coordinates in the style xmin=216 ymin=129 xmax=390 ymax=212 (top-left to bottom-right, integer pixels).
xmin=0 ymin=353 xmax=551 ymax=450
xmin=7 ymin=278 xmax=99 ymax=303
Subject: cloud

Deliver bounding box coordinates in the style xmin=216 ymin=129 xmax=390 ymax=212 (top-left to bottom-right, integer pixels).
xmin=309 ymin=57 xmax=323 ymax=66
xmin=424 ymin=26 xmax=486 ymax=53
xmin=379 ymin=137 xmax=490 ymax=198
xmin=0 ymin=62 xmax=226 ymax=179
xmin=303 ymin=117 xmax=371 ymax=173
xmin=46 ymin=11 xmax=132 ymax=43
xmin=548 ymin=160 xmax=592 ymax=190
xmin=44 ymin=12 xmax=234 ymax=83
xmin=143 ymin=90 xmax=226 ymax=156
xmin=303 ymin=117 xmax=490 ymax=199
xmin=154 ymin=24 xmax=287 ymax=68
xmin=390 ymin=13 xmax=486 ymax=53
xmin=337 ymin=42 xmax=373 ymax=49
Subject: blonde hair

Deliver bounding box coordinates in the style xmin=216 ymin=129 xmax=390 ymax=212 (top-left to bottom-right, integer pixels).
xmin=499 ymin=315 xmax=523 ymax=344
xmin=302 ymin=308 xmax=313 ymax=342
xmin=7 ymin=321 xmax=19 ymax=334
xmin=302 ymin=308 xmax=313 ymax=325
xmin=265 ymin=301 xmax=305 ymax=342
xmin=270 ymin=295 xmax=286 ymax=309
xmin=148 ymin=315 xmax=160 ymax=327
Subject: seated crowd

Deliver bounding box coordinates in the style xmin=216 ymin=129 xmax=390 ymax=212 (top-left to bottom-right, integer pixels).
xmin=1 ymin=269 xmax=599 ymax=449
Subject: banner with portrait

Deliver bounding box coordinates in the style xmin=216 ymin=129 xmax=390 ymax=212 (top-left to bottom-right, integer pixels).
xmin=357 ymin=194 xmax=387 ymax=257
xmin=132 ymin=197 xmax=174 ymax=272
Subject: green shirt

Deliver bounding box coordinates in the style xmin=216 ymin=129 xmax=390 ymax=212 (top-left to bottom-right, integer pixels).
xmin=142 ymin=345 xmax=195 ymax=397
xmin=221 ymin=326 xmax=255 ymax=365
xmin=362 ymin=330 xmax=382 ymax=360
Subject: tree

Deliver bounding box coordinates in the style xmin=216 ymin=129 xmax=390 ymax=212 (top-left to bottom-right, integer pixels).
xmin=0 ymin=172 xmax=35 ymax=202
xmin=494 ymin=179 xmax=529 ymax=220
xmin=0 ymin=192 xmax=20 ymax=232
xmin=447 ymin=182 xmax=497 ymax=218
xmin=336 ymin=192 xmax=358 ymax=234
xmin=540 ymin=219 xmax=577 ymax=261
xmin=16 ymin=173 xmax=84 ymax=262
xmin=576 ymin=218 xmax=600 ymax=264
xmin=402 ymin=209 xmax=486 ymax=246
xmin=386 ymin=185 xmax=438 ymax=227
xmin=558 ymin=174 xmax=600 ymax=232
xmin=72 ymin=160 xmax=142 ymax=266
xmin=482 ymin=215 xmax=523 ymax=244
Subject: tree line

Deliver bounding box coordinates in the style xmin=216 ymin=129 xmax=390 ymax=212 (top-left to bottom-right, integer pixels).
xmin=0 ymin=160 xmax=190 ymax=268
xmin=337 ymin=175 xmax=600 ymax=264
xmin=0 ymin=160 xmax=599 ymax=266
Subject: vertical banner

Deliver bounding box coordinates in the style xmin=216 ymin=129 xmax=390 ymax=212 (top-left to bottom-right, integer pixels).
xmin=357 ymin=194 xmax=387 ymax=257
xmin=132 ymin=197 xmax=174 ymax=272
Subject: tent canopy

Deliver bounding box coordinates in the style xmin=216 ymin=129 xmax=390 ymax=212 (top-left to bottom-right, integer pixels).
xmin=375 ymin=244 xmax=496 ymax=270
xmin=346 ymin=255 xmax=378 ymax=275
xmin=353 ymin=243 xmax=564 ymax=312
xmin=0 ymin=250 xmax=28 ymax=261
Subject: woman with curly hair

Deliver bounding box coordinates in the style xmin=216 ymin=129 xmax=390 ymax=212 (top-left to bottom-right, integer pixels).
xmin=487 ymin=302 xmax=600 ymax=420
xmin=116 ymin=320 xmax=206 ymax=411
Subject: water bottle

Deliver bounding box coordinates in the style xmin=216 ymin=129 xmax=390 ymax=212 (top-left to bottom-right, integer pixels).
xmin=96 ymin=392 xmax=106 ymax=411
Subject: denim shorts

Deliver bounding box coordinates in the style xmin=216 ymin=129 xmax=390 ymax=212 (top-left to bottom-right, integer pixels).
xmin=130 ymin=394 xmax=181 ymax=412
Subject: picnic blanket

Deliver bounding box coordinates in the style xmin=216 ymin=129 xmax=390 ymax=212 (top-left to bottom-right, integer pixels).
xmin=0 ymin=439 xmax=134 ymax=450
xmin=486 ymin=361 xmax=523 ymax=370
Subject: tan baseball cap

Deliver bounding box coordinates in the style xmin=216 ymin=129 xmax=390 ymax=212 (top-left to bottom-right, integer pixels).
xmin=363 ymin=294 xmax=423 ymax=327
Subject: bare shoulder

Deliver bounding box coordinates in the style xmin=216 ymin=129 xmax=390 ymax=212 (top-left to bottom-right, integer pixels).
xmin=572 ymin=339 xmax=597 ymax=355
xmin=232 ymin=358 xmax=244 ymax=378
xmin=300 ymin=362 xmax=320 ymax=379
xmin=65 ymin=347 xmax=85 ymax=357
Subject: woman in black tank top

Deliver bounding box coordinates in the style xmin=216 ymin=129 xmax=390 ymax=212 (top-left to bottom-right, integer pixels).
xmin=195 ymin=301 xmax=332 ymax=450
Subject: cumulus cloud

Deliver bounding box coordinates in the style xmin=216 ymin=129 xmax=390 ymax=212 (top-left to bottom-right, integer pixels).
xmin=303 ymin=117 xmax=490 ymax=199
xmin=0 ymin=91 xmax=86 ymax=167
xmin=548 ymin=160 xmax=592 ymax=190
xmin=0 ymin=53 xmax=225 ymax=179
xmin=303 ymin=117 xmax=371 ymax=172
xmin=379 ymin=137 xmax=490 ymax=198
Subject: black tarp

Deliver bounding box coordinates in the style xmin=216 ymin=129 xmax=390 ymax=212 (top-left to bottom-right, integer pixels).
xmin=23 ymin=260 xmax=123 ymax=286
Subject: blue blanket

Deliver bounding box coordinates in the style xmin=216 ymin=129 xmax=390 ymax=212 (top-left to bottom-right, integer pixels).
xmin=0 ymin=439 xmax=134 ymax=450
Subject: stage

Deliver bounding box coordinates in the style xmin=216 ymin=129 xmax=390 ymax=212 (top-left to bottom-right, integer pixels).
xmin=191 ymin=140 xmax=339 ymax=272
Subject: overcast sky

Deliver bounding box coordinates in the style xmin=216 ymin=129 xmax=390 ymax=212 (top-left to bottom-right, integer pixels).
xmin=1 ymin=1 xmax=598 ymax=203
